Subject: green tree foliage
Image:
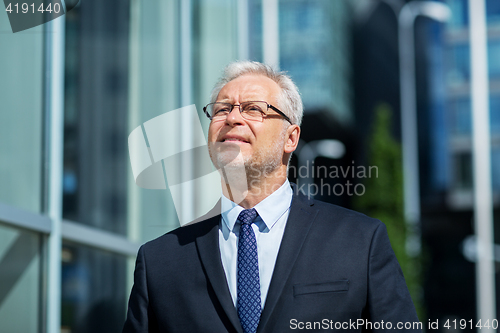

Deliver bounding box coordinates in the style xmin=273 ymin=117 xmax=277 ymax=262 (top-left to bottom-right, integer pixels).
xmin=353 ymin=103 xmax=424 ymax=319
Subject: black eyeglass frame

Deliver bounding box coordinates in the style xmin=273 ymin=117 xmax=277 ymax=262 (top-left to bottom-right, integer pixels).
xmin=203 ymin=101 xmax=293 ymax=124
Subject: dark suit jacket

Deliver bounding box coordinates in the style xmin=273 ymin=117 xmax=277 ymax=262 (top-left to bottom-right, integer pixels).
xmin=123 ymin=188 xmax=421 ymax=332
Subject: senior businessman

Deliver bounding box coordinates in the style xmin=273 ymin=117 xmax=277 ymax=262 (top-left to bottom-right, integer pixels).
xmin=123 ymin=61 xmax=421 ymax=332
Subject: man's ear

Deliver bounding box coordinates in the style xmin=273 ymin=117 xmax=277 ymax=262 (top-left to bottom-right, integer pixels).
xmin=284 ymin=125 xmax=300 ymax=154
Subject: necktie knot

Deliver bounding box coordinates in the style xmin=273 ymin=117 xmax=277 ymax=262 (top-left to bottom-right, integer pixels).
xmin=237 ymin=208 xmax=258 ymax=225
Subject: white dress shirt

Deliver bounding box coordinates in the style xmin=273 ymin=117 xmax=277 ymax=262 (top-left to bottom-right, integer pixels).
xmin=219 ymin=179 xmax=293 ymax=308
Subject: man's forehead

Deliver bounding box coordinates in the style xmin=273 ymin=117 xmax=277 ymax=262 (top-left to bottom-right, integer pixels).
xmin=217 ymin=74 xmax=280 ymax=101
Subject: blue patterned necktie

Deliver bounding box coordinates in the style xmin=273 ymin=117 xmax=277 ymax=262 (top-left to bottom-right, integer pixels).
xmin=237 ymin=208 xmax=261 ymax=333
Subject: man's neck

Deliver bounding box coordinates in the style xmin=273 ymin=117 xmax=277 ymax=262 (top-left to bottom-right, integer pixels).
xmin=221 ymin=166 xmax=288 ymax=209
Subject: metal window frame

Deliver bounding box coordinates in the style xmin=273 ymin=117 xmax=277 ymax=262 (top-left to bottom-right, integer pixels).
xmin=61 ymin=220 xmax=140 ymax=256
xmin=0 ymin=203 xmax=51 ymax=234
xmin=44 ymin=14 xmax=64 ymax=333
xmin=0 ymin=205 xmax=141 ymax=333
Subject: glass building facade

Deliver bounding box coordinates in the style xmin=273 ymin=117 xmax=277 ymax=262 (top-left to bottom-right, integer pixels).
xmin=279 ymin=0 xmax=353 ymax=124
xmin=0 ymin=0 xmax=239 ymax=331
xmin=420 ymin=0 xmax=500 ymax=325
xmin=425 ymin=0 xmax=500 ymax=205
xmin=0 ymin=9 xmax=45 ymax=333
xmin=352 ymin=0 xmax=500 ymax=326
xmin=0 ymin=0 xmax=355 ymax=332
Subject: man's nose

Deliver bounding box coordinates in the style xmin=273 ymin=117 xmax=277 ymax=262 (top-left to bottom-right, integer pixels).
xmin=225 ymin=105 xmax=245 ymax=124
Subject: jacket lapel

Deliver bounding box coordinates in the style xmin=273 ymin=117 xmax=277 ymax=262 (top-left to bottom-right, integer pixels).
xmin=195 ymin=215 xmax=243 ymax=333
xmin=257 ymin=190 xmax=318 ymax=333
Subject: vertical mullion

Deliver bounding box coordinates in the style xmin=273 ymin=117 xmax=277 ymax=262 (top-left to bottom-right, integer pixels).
xmin=262 ymin=0 xmax=279 ymax=68
xmin=44 ymin=15 xmax=66 ymax=333
xmin=469 ymin=0 xmax=496 ymax=327
xmin=180 ymin=0 xmax=195 ymax=223
xmin=127 ymin=0 xmax=142 ymax=245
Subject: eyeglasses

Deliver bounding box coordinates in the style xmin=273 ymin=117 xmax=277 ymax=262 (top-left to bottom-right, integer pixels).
xmin=203 ymin=101 xmax=292 ymax=124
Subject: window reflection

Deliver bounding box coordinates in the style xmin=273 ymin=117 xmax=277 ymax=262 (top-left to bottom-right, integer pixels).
xmin=487 ymin=0 xmax=500 ymax=24
xmin=61 ymin=244 xmax=127 ymax=333
xmin=488 ymin=41 xmax=500 ymax=78
xmin=0 ymin=225 xmax=41 ymax=333
xmin=445 ymin=44 xmax=470 ymax=86
xmin=0 ymin=10 xmax=43 ymax=213
xmin=63 ymin=0 xmax=130 ymax=236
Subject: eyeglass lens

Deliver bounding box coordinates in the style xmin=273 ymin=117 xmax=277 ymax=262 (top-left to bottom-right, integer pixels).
xmin=210 ymin=101 xmax=267 ymax=121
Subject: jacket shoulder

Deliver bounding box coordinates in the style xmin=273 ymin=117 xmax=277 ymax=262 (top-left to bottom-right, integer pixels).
xmin=291 ymin=183 xmax=382 ymax=229
xmin=140 ymin=215 xmax=219 ymax=254
xmin=293 ymin=186 xmax=383 ymax=228
xmin=315 ymin=199 xmax=380 ymax=223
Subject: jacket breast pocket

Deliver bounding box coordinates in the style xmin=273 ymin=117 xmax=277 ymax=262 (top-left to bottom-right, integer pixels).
xmin=293 ymin=280 xmax=350 ymax=297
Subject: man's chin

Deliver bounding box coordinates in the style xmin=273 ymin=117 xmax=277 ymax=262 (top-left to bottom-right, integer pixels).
xmin=209 ymin=142 xmax=249 ymax=169
xmin=215 ymin=154 xmax=246 ymax=171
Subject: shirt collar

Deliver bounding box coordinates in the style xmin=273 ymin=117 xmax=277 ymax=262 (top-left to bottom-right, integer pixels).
xmin=221 ymin=179 xmax=293 ymax=232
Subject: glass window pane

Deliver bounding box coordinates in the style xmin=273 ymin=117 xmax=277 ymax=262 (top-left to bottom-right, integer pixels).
xmin=448 ymin=98 xmax=471 ymax=135
xmin=63 ymin=0 xmax=241 ymax=244
xmin=0 ymin=224 xmax=42 ymax=333
xmin=279 ymin=0 xmax=352 ymax=123
xmin=61 ymin=243 xmax=127 ymax=333
xmin=195 ymin=0 xmax=238 ymax=108
xmin=488 ymin=40 xmax=500 ymax=79
xmin=63 ymin=0 xmax=189 ymax=243
xmin=249 ymin=0 xmax=263 ymax=62
xmin=492 ymin=149 xmax=500 ymax=191
xmin=452 ymin=152 xmax=473 ymax=190
xmin=446 ymin=0 xmax=468 ymax=28
xmin=0 ymin=9 xmax=43 ymax=213
xmin=445 ymin=44 xmax=470 ymax=86
xmin=126 ymin=0 xmax=181 ymax=243
xmin=487 ymin=0 xmax=500 ymax=24
xmin=491 ymin=95 xmax=500 ymax=133
xmin=63 ymin=0 xmax=131 ymax=235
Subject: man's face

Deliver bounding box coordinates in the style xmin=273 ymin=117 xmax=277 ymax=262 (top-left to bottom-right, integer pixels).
xmin=207 ymin=74 xmax=288 ymax=175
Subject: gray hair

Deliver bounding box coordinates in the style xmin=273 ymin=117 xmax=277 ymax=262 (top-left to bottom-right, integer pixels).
xmin=209 ymin=61 xmax=303 ymax=126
